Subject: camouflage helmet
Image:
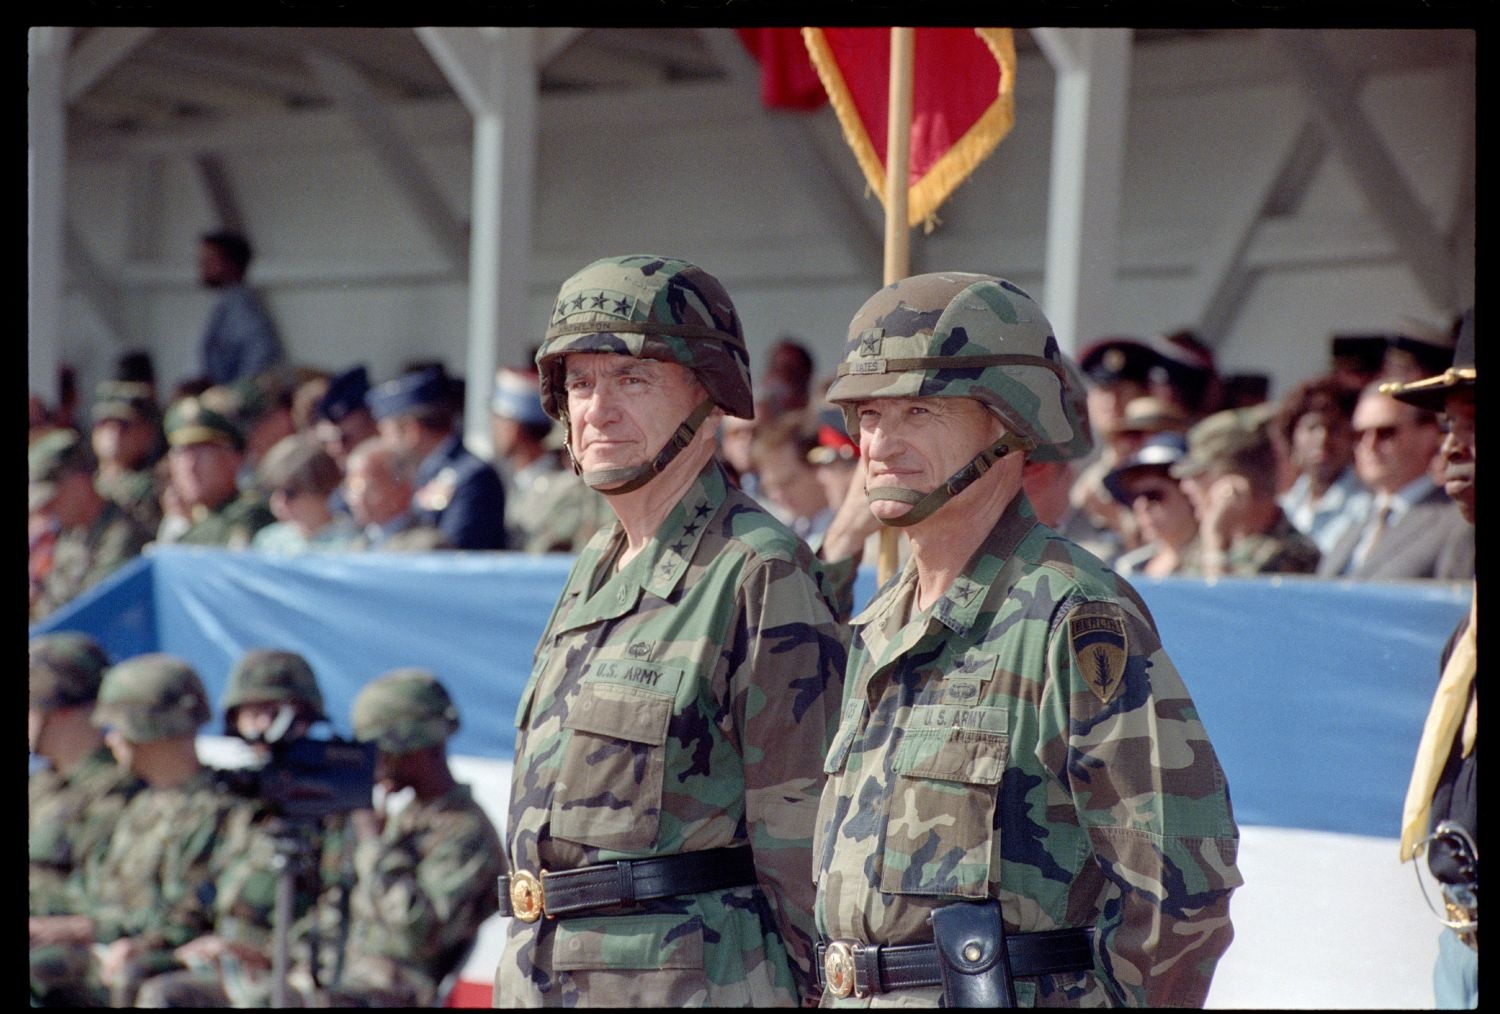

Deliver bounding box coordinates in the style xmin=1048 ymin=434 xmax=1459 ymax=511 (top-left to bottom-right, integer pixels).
xmin=825 ymin=272 xmax=1075 ymax=525
xmin=536 ymin=254 xmax=753 ymax=421
xmin=221 ymin=649 xmax=326 ymax=732
xmin=1027 ymin=351 xmax=1094 ymax=463
xmin=535 ymin=255 xmax=752 ymax=494
xmin=30 ymin=632 xmax=112 ymax=712
xmin=92 ymin=654 xmax=212 ymax=742
xmin=351 ymin=668 xmax=460 ymax=754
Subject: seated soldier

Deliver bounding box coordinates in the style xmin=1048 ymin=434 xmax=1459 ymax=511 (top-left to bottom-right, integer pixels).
xmin=90 ymin=380 xmax=166 ymax=533
xmin=1172 ymin=404 xmax=1321 ymax=577
xmin=29 ymin=429 xmax=152 ymax=622
xmin=164 ymin=396 xmax=275 ymax=547
xmin=29 ymin=634 xmax=144 ymax=920
xmin=136 ymin=650 xmax=352 ymax=1008
xmin=343 ymin=437 xmax=451 ymax=551
xmin=293 ymin=669 xmax=504 ymax=1006
xmin=29 ymin=654 xmax=236 ymax=1007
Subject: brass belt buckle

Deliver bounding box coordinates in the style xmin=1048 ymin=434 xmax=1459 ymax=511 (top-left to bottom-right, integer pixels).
xmin=510 ymin=869 xmax=548 ymax=923
xmin=823 ymin=940 xmax=856 ymax=999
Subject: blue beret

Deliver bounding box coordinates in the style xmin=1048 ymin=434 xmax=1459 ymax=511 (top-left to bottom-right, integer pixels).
xmin=317 ymin=366 xmax=371 ymax=424
xmin=367 ymin=367 xmax=453 ymax=421
xmin=490 ymin=369 xmax=550 ymax=426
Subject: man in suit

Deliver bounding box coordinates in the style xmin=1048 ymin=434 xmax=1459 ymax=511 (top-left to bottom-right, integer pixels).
xmin=365 ymin=367 xmax=507 ymax=550
xmin=1315 ymin=382 xmax=1473 ymax=580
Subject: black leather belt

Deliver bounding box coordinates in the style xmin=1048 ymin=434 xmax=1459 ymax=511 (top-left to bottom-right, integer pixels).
xmin=816 ymin=927 xmax=1094 ymax=999
xmin=499 ymin=846 xmax=757 ymax=922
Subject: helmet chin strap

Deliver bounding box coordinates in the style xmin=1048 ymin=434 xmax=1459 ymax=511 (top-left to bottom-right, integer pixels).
xmin=866 ymin=435 xmax=1031 ymax=527
xmin=566 ymin=399 xmax=718 ymax=496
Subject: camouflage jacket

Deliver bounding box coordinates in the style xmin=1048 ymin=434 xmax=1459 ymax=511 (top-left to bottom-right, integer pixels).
xmin=329 ymin=783 xmax=503 ymax=1005
xmin=177 ymin=492 xmax=275 ymax=548
xmin=514 ymin=468 xmax=614 ymax=554
xmin=1180 ymin=508 xmax=1321 ymax=577
xmin=496 ymin=460 xmax=848 ymax=1007
xmin=96 ymin=467 xmax=164 ymax=534
xmin=29 ymin=501 xmax=151 ymax=622
xmin=209 ymin=799 xmax=352 ymax=957
xmin=815 ymin=493 xmax=1241 ymax=1007
xmin=29 ymin=745 xmax=144 ymax=916
xmin=82 ymin=766 xmax=237 ymax=949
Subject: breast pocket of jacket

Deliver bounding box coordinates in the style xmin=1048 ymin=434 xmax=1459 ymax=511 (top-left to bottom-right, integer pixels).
xmin=550 ymin=680 xmax=675 ymax=852
xmin=879 ymin=705 xmax=1008 ymax=899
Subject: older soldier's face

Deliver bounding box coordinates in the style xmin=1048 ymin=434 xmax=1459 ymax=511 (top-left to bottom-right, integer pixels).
xmin=856 ymin=396 xmax=1004 ymax=522
xmin=1439 ymin=388 xmax=1476 ymax=523
xmin=563 ymin=354 xmax=706 ymax=485
xmin=169 ymin=441 xmax=241 ymax=510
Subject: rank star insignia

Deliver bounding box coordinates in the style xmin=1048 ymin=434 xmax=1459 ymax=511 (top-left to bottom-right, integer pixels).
xmin=951 ymin=581 xmax=980 ymax=605
xmin=589 ymin=292 xmax=607 ymax=308
xmin=1068 ymin=605 xmax=1129 ymax=704
xmin=693 ymin=504 xmax=711 ymax=518
xmin=612 ymin=298 xmax=630 ymax=314
xmin=670 ymin=540 xmax=688 ymax=555
xmin=858 ymin=328 xmax=884 ymax=356
xmin=571 ymin=294 xmax=586 ymax=310
xmin=681 ymin=522 xmax=699 ymax=536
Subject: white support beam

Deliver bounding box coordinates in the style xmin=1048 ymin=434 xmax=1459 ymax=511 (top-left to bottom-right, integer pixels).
xmin=65 ymin=219 xmax=129 ymax=346
xmin=1041 ymin=28 xmax=1132 ymax=353
xmin=696 ymin=27 xmax=883 ymax=282
xmin=194 ymin=153 xmax=246 ymax=233
xmin=1190 ymin=118 xmax=1324 ymax=343
xmin=30 ymin=27 xmax=71 ymax=400
xmin=417 ymin=27 xmax=539 ymax=457
xmin=1269 ymin=29 xmax=1458 ymax=313
xmin=65 ymin=26 xmax=155 ymax=102
xmin=304 ymin=47 xmax=470 ymax=271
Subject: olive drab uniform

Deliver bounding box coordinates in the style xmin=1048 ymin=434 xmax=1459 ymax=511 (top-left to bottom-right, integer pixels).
xmin=497 ymin=459 xmax=847 ymax=1006
xmin=815 ymin=494 xmax=1242 ymax=1006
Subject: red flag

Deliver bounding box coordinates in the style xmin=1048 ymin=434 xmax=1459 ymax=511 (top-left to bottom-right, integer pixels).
xmin=735 ymin=28 xmax=828 ymax=110
xmin=802 ymin=28 xmax=1016 ymax=229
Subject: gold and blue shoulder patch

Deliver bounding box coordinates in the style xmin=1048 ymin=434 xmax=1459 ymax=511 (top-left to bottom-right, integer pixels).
xmin=1068 ymin=603 xmax=1128 ymax=704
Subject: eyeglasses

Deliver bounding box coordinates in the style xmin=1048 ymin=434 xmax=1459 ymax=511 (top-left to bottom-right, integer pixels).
xmin=1129 ymin=486 xmax=1173 ymax=505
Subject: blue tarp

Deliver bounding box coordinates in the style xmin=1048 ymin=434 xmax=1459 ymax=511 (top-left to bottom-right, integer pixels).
xmin=33 ymin=546 xmax=1469 ymax=840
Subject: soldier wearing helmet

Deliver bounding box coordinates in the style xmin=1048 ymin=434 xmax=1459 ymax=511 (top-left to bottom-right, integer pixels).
xmin=811 ymin=273 xmax=1241 ymax=1007
xmin=30 ymin=654 xmax=236 ymax=1007
xmin=135 ymin=649 xmax=344 ymax=1008
xmin=496 ymin=255 xmax=847 ymax=1006
xmin=29 ymin=634 xmax=143 ymax=921
xmin=269 ymin=669 xmax=503 ymax=1007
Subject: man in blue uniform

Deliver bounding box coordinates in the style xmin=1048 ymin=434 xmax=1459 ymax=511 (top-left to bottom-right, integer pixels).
xmin=365 ymin=367 xmax=508 ymax=550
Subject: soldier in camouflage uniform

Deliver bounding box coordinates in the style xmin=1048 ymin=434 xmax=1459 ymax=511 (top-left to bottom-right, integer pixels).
xmin=29 ymin=654 xmax=236 ymax=1007
xmin=29 ymin=429 xmax=153 ymax=622
xmin=1171 ymin=404 xmax=1321 ymax=578
xmin=29 ymin=633 xmax=143 ymax=919
xmin=91 ymin=380 xmax=166 ymax=533
xmin=812 ymin=273 xmax=1241 ymax=1007
xmin=495 ymin=255 xmax=848 ymax=1007
xmin=164 ymin=396 xmax=276 ymax=547
xmin=285 ymin=668 xmax=505 ymax=1006
xmin=134 ymin=649 xmax=352 ymax=1007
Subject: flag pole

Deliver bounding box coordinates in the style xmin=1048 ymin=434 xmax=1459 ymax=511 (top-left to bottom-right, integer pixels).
xmin=877 ymin=26 xmax=915 ymax=585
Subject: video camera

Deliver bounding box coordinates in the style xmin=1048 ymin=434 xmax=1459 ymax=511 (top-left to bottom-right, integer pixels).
xmin=221 ymin=709 xmax=377 ymax=822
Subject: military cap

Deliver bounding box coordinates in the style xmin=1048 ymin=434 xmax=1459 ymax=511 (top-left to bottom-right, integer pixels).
xmin=1330 ymin=334 xmax=1389 ymax=376
xmin=351 ymin=668 xmax=460 ymax=754
xmin=1169 ymin=402 xmax=1279 ymax=479
xmin=1381 ymin=308 xmax=1475 ymax=411
xmin=30 ymin=632 xmax=112 ymax=711
xmin=165 ymin=396 xmax=245 ymax=451
xmin=200 ymin=376 xmax=282 ymax=433
xmin=93 ymin=381 xmax=158 ymax=423
xmin=490 ymin=368 xmax=550 ymax=426
xmin=1108 ymin=395 xmax=1188 ymax=436
xmin=1104 ymin=432 xmax=1189 ymax=506
xmin=92 ymin=654 xmax=212 ymax=742
xmin=221 ymin=648 xmax=326 ymax=729
xmin=316 ymin=365 xmax=372 ymax=424
xmin=29 ymin=429 xmax=97 ymax=511
xmin=807 ymin=422 xmax=859 ymax=466
xmin=366 ymin=366 xmax=453 ymax=421
xmin=1077 ymin=336 xmax=1163 ymax=386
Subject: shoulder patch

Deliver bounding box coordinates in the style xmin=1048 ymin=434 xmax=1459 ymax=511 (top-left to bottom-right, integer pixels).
xmin=1068 ymin=602 xmax=1128 ymax=704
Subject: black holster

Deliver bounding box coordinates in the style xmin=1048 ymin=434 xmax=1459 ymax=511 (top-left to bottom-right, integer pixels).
xmin=929 ymin=899 xmax=1016 ymax=1007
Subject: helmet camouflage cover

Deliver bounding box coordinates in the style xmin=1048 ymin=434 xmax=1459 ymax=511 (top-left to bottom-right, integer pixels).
xmin=30 ymin=632 xmax=112 ymax=712
xmin=825 ymin=272 xmax=1074 ymax=451
xmin=352 ymin=668 xmax=460 ymax=754
xmin=92 ymin=653 xmax=212 ymax=742
xmin=221 ymin=648 xmax=326 ymax=730
xmin=535 ymin=254 xmax=754 ymax=422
